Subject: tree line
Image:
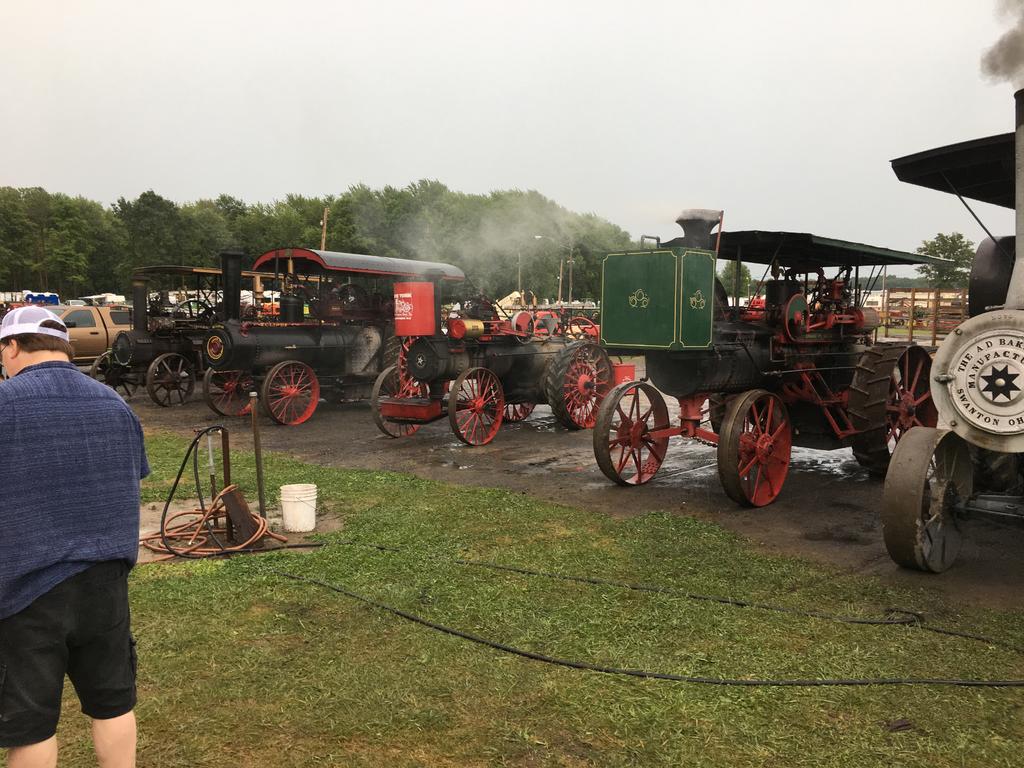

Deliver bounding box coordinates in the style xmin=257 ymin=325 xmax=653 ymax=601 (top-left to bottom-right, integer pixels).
xmin=0 ymin=182 xmax=634 ymax=301
xmin=0 ymin=181 xmax=976 ymax=303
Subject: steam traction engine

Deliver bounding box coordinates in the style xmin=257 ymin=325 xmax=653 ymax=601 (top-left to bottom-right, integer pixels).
xmin=202 ymin=248 xmax=465 ymax=425
xmin=371 ymin=277 xmax=614 ymax=445
xmin=95 ymin=265 xmax=268 ymax=406
xmin=592 ymin=209 xmax=944 ymax=506
xmin=881 ymin=89 xmax=1024 ymax=572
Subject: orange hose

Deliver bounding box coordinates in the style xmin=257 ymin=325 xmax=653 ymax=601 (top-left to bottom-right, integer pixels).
xmin=140 ymin=486 xmax=287 ymax=560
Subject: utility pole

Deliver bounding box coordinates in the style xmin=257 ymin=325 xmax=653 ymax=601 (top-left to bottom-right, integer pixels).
xmin=567 ymin=246 xmax=574 ymax=305
xmin=320 ymin=207 xmax=329 ymax=250
xmin=557 ymin=260 xmax=564 ymax=304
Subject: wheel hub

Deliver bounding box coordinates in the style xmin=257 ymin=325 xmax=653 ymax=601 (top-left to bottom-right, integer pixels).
xmin=576 ymin=373 xmax=594 ymax=394
xmin=755 ymin=434 xmax=775 ymax=463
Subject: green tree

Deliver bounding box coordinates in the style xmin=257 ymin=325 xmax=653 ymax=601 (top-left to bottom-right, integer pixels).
xmin=114 ymin=191 xmax=186 ymax=268
xmin=915 ymin=232 xmax=974 ymax=288
xmin=718 ymin=260 xmax=752 ymax=299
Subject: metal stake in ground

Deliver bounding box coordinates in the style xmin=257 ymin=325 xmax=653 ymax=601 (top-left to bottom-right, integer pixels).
xmin=250 ymin=391 xmax=267 ymax=519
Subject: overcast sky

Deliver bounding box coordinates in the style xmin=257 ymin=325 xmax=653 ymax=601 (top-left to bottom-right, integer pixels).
xmin=1 ymin=1 xmax=1018 ymax=274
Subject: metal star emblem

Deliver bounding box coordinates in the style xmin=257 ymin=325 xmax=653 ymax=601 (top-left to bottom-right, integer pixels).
xmin=980 ymin=364 xmax=1020 ymax=402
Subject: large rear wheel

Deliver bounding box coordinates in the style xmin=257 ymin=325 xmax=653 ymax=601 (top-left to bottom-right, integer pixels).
xmin=593 ymin=380 xmax=670 ymax=486
xmin=545 ymin=341 xmax=613 ymax=430
xmin=717 ymin=389 xmax=791 ymax=507
xmin=850 ymin=344 xmax=937 ymax=476
xmin=882 ymin=427 xmax=970 ymax=573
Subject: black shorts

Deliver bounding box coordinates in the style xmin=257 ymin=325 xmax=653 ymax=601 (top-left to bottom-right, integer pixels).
xmin=0 ymin=561 xmax=137 ymax=748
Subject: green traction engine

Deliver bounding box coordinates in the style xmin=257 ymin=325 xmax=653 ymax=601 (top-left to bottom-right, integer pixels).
xmin=592 ymin=208 xmax=946 ymax=507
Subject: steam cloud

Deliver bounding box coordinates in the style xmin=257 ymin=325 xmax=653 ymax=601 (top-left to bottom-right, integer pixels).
xmin=982 ymin=0 xmax=1024 ymax=84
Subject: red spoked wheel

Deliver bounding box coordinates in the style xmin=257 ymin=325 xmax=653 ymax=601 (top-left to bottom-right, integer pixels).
xmin=593 ymin=380 xmax=670 ymax=486
xmin=504 ymin=402 xmax=536 ymax=422
xmin=371 ymin=364 xmax=427 ymax=438
xmin=449 ymin=367 xmax=505 ymax=446
xmin=717 ymin=389 xmax=792 ymax=507
xmin=203 ymin=368 xmax=254 ymax=416
xmin=887 ymin=345 xmax=938 ymax=450
xmin=261 ymin=360 xmax=320 ymax=426
xmin=545 ymin=341 xmax=613 ymax=430
xmin=566 ymin=316 xmax=599 ymax=339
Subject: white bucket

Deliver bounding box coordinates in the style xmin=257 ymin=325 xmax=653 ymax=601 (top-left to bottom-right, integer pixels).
xmin=280 ymin=483 xmax=317 ymax=532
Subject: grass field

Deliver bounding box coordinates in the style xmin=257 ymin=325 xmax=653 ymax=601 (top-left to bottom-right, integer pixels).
xmin=52 ymin=432 xmax=1024 ymax=767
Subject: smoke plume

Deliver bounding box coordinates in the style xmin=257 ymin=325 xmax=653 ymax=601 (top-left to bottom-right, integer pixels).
xmin=982 ymin=0 xmax=1024 ymax=84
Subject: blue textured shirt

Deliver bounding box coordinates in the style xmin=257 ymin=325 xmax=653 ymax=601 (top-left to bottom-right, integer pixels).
xmin=0 ymin=361 xmax=149 ymax=620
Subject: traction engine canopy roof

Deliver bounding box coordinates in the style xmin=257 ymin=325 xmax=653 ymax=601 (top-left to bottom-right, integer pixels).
xmin=712 ymin=230 xmax=948 ymax=271
xmin=252 ymin=248 xmax=465 ymax=281
xmin=890 ymin=132 xmax=1014 ymax=210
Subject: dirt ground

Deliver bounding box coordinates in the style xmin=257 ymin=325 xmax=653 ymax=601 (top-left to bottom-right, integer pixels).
xmin=130 ymin=386 xmax=1024 ymax=611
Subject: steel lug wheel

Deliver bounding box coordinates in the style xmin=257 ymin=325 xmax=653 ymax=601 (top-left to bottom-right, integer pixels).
xmin=882 ymin=427 xmax=970 ymax=573
xmin=850 ymin=344 xmax=937 ymax=476
xmin=261 ymin=360 xmax=320 ymax=425
xmin=203 ymin=368 xmax=255 ymax=417
xmin=449 ymin=367 xmax=505 ymax=445
xmin=717 ymin=389 xmax=792 ymax=507
xmin=545 ymin=341 xmax=613 ymax=430
xmin=593 ymin=380 xmax=670 ymax=486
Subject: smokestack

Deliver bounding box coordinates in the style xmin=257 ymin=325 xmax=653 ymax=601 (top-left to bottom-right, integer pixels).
xmin=220 ymin=247 xmax=245 ymax=322
xmin=131 ymin=276 xmax=149 ymax=333
xmin=1004 ymin=90 xmax=1024 ymax=308
xmin=675 ymin=209 xmax=723 ymax=249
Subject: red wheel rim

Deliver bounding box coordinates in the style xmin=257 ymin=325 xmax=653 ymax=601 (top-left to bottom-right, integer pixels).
xmin=265 ymin=362 xmax=320 ymax=425
xmin=733 ymin=394 xmax=791 ymax=506
xmin=886 ymin=347 xmax=937 ymax=451
xmin=207 ymin=370 xmax=253 ymax=416
xmin=374 ymin=365 xmax=425 ymax=438
xmin=451 ymin=369 xmax=504 ymax=445
xmin=605 ymin=384 xmax=669 ymax=485
xmin=562 ymin=346 xmax=612 ymax=428
xmin=504 ymin=402 xmax=535 ymax=422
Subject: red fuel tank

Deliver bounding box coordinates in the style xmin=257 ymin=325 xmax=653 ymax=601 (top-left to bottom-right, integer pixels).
xmin=394 ymin=282 xmax=436 ymax=336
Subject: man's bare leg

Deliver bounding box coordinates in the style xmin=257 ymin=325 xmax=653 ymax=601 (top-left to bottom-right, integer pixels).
xmin=92 ymin=712 xmax=136 ymax=768
xmin=6 ymin=736 xmax=57 ymax=768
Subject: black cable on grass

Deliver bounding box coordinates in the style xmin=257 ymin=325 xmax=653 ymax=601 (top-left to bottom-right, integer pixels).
xmin=270 ymin=568 xmax=1024 ymax=688
xmin=329 ymin=539 xmax=1024 ymax=655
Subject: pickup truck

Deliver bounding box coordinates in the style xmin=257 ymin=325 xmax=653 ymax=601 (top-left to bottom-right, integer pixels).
xmin=56 ymin=305 xmax=133 ymax=364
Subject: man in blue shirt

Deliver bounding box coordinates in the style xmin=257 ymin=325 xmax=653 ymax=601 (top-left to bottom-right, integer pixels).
xmin=0 ymin=306 xmax=149 ymax=768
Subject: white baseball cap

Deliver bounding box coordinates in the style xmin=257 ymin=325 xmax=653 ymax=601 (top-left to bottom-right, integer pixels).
xmin=0 ymin=306 xmax=70 ymax=342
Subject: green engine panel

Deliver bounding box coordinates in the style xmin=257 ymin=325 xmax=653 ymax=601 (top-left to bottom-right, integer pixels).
xmin=600 ymin=248 xmax=715 ymax=350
